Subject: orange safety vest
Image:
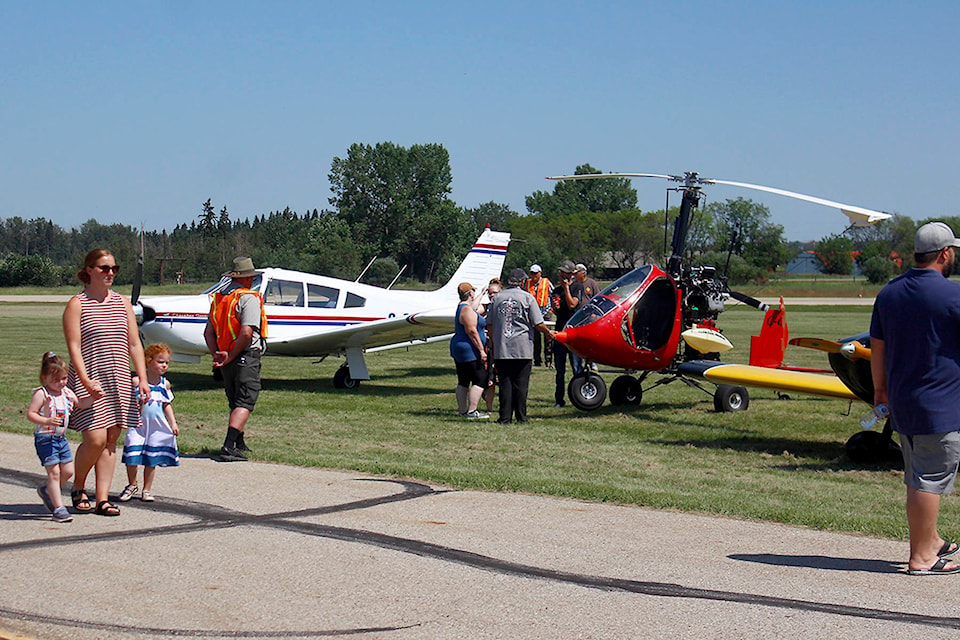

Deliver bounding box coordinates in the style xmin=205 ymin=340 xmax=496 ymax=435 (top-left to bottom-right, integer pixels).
xmin=209 ymin=288 xmax=268 ymax=352
xmin=525 ymin=277 xmax=552 ymax=307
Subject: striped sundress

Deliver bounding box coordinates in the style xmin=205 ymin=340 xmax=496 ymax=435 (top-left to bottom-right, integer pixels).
xmin=67 ymin=290 xmax=140 ymax=432
xmin=122 ymin=376 xmax=179 ymax=468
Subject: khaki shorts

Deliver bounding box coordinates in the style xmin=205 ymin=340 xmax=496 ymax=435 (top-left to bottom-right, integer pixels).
xmin=900 ymin=431 xmax=960 ymax=494
xmin=222 ymin=349 xmax=261 ymax=412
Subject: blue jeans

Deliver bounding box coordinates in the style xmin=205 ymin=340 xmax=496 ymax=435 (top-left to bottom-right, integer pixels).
xmin=552 ymin=342 xmax=583 ymax=405
xmin=34 ymin=433 xmax=73 ymax=467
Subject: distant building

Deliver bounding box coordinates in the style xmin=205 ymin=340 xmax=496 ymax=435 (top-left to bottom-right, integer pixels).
xmin=785 ymin=251 xmax=821 ymax=275
xmin=785 ymin=250 xmax=864 ymax=276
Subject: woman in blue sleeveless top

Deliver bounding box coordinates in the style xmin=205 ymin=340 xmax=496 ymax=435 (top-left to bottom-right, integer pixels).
xmin=450 ymin=282 xmax=489 ymax=419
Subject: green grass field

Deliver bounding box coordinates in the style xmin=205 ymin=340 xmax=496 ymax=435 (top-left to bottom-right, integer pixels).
xmin=1 ymin=299 xmax=955 ymax=543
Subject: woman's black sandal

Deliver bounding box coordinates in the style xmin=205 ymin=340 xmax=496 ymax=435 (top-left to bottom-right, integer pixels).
xmin=71 ymin=489 xmax=93 ymax=512
xmin=94 ymin=500 xmax=120 ymax=516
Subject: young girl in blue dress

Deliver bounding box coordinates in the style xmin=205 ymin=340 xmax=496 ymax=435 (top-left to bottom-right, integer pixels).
xmin=27 ymin=352 xmax=98 ymax=522
xmin=118 ymin=343 xmax=180 ymax=502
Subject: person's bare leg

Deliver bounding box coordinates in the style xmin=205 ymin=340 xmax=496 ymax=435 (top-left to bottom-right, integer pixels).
xmin=92 ymin=426 xmax=122 ymax=506
xmin=468 ymin=384 xmax=484 ymax=413
xmin=143 ymin=466 xmax=157 ymax=493
xmin=456 ymin=385 xmax=468 ymax=414
xmin=906 ymin=487 xmax=958 ymax=570
xmin=229 ymin=407 xmax=250 ymax=432
xmin=73 ymin=429 xmax=106 ymax=499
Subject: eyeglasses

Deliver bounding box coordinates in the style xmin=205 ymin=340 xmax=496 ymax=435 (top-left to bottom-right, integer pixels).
xmin=95 ymin=265 xmax=120 ymax=274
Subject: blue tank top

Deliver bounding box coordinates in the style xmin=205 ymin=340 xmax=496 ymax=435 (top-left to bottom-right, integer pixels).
xmin=450 ymin=302 xmax=486 ymax=362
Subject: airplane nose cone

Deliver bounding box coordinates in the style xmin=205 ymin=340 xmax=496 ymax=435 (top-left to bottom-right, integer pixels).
xmin=554 ymin=330 xmax=568 ymax=344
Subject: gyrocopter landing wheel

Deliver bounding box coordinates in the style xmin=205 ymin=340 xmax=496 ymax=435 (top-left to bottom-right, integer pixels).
xmin=609 ymin=375 xmax=642 ymax=406
xmin=568 ymin=373 xmax=607 ymax=411
xmin=713 ymin=384 xmax=749 ymax=412
xmin=333 ymin=366 xmax=360 ymax=390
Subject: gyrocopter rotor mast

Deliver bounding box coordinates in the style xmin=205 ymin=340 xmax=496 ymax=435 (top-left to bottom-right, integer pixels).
xmin=664 ymin=172 xmax=710 ymax=280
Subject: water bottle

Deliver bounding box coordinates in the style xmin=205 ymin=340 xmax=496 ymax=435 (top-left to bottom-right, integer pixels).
xmin=859 ymin=404 xmax=888 ymax=429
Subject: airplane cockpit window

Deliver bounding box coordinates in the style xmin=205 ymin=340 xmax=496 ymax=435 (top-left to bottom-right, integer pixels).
xmin=566 ymin=296 xmax=617 ymax=329
xmin=345 ymin=292 xmax=366 ymax=308
xmin=308 ymin=284 xmax=339 ymax=309
xmin=263 ymin=279 xmax=304 ymax=307
xmin=203 ymin=275 xmax=263 ymax=295
xmin=628 ymin=277 xmax=676 ymax=351
xmin=564 ymin=266 xmax=653 ymax=329
xmin=601 ymin=265 xmax=653 ymax=302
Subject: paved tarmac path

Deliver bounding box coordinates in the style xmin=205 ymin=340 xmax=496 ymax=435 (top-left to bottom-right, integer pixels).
xmin=2 ymin=431 xmax=959 ymax=639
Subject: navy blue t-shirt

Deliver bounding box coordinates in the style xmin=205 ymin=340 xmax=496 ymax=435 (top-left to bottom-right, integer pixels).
xmin=870 ymin=268 xmax=960 ymax=435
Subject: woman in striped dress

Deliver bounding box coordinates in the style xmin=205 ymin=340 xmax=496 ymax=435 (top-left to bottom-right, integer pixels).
xmin=63 ymin=249 xmax=149 ymax=516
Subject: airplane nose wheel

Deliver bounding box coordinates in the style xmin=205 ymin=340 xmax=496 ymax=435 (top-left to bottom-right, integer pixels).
xmin=713 ymin=384 xmax=749 ymax=412
xmin=568 ymin=373 xmax=607 ymax=411
xmin=609 ymin=375 xmax=642 ymax=406
xmin=333 ymin=366 xmax=360 ymax=390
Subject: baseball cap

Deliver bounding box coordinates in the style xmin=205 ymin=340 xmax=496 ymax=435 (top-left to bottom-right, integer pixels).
xmin=507 ymin=268 xmax=526 ymax=285
xmin=457 ymin=282 xmax=474 ymax=295
xmin=915 ymin=222 xmax=960 ymax=253
xmin=574 ymin=263 xmax=587 ymax=273
xmin=558 ymin=260 xmax=576 ymax=273
xmin=529 ymin=264 xmax=542 ymax=273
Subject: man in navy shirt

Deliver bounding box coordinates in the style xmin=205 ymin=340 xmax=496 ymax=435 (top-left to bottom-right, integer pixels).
xmin=871 ymin=222 xmax=960 ymax=575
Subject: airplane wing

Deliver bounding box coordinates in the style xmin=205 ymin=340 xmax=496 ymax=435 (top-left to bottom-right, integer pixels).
xmin=678 ymin=360 xmax=860 ymax=401
xmin=266 ymin=308 xmax=455 ymax=357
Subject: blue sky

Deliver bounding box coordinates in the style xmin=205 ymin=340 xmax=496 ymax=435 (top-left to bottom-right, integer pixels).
xmin=1 ymin=1 xmax=957 ymax=241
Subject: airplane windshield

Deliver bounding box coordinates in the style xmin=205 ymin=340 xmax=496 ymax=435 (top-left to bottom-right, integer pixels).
xmin=202 ymin=275 xmax=263 ymax=295
xmin=565 ymin=266 xmax=654 ymax=329
xmin=566 ymin=296 xmax=617 ymax=329
xmin=599 ymin=265 xmax=653 ymax=302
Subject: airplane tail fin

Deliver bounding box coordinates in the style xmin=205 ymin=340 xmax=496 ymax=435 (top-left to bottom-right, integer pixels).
xmin=749 ymin=297 xmax=788 ymax=368
xmin=436 ymin=226 xmax=511 ymax=299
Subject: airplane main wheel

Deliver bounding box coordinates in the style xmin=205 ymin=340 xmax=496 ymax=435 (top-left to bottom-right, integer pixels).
xmin=845 ymin=430 xmax=902 ymax=465
xmin=333 ymin=367 xmax=360 ymax=390
xmin=609 ymin=375 xmax=642 ymax=406
xmin=713 ymin=384 xmax=749 ymax=412
xmin=568 ymin=373 xmax=607 ymax=411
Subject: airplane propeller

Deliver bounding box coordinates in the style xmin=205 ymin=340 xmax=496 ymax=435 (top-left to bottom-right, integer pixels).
xmin=131 ymin=227 xmax=144 ymax=305
xmin=546 ymin=171 xmax=892 ymax=227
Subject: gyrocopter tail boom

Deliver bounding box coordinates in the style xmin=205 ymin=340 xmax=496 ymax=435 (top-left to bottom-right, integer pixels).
xmin=545 ymin=171 xmax=891 ymax=227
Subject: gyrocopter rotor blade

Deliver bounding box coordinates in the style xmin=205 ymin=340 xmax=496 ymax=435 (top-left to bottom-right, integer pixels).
xmin=546 ymin=172 xmax=891 ymax=227
xmin=706 ymin=179 xmax=890 ymax=227
xmin=548 ymin=172 xmax=677 ymax=182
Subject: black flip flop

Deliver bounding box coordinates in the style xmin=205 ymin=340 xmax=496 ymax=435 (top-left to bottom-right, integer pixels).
xmin=94 ymin=500 xmax=120 ymax=517
xmin=907 ymin=557 xmax=960 ymax=575
xmin=938 ymin=540 xmax=959 ymax=557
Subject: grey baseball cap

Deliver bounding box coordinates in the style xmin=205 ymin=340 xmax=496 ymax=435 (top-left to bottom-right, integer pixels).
xmin=915 ymin=222 xmax=960 ymax=253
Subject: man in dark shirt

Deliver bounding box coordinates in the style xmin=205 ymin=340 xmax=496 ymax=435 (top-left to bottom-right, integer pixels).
xmin=870 ymin=221 xmax=960 ymax=575
xmin=552 ymin=260 xmax=585 ymax=407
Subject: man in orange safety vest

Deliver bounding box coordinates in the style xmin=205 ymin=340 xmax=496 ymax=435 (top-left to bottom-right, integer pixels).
xmin=204 ymin=257 xmax=268 ymax=462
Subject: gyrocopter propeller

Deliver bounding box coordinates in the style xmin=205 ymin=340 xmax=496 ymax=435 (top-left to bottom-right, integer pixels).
xmin=546 ymin=171 xmax=890 ymax=412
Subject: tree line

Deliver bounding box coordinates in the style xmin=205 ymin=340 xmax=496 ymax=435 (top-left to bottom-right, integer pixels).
xmin=0 ymin=142 xmax=947 ymax=289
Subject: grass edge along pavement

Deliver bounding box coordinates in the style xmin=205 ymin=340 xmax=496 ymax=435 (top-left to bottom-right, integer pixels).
xmin=0 ymin=300 xmax=954 ymax=543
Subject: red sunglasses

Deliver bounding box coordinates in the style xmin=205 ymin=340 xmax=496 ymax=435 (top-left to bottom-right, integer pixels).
xmin=94 ymin=265 xmax=120 ymax=274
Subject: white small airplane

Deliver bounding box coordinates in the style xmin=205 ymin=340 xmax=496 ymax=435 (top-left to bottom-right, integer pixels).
xmin=134 ymin=227 xmax=510 ymax=389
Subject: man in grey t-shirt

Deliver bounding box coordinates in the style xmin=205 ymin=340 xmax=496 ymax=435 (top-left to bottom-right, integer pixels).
xmin=489 ymin=268 xmax=555 ymax=424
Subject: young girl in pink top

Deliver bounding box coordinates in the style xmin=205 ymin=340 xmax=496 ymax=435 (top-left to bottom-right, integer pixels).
xmin=27 ymin=352 xmax=98 ymax=522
